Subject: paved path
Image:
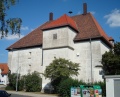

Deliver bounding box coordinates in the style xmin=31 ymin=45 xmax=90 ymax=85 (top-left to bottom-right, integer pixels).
xmin=7 ymin=91 xmax=58 ymax=97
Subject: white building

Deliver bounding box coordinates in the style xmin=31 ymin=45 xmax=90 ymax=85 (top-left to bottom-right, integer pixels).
xmin=0 ymin=63 xmax=9 ymax=85
xmin=7 ymin=4 xmax=114 ymax=89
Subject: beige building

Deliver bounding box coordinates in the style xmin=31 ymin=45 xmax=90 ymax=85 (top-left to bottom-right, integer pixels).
xmin=7 ymin=4 xmax=114 ymax=89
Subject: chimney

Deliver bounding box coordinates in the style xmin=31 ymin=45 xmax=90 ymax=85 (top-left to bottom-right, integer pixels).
xmin=83 ymin=3 xmax=87 ymax=15
xmin=49 ymin=12 xmax=53 ymax=21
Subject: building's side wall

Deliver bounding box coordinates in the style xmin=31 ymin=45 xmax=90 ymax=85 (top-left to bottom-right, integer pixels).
xmin=74 ymin=40 xmax=110 ymax=82
xmin=0 ymin=69 xmax=8 ymax=85
xmin=42 ymin=48 xmax=74 ymax=88
xmin=106 ymin=78 xmax=114 ymax=97
xmin=8 ymin=47 xmax=43 ymax=76
xmin=42 ymin=27 xmax=76 ymax=88
xmin=43 ymin=27 xmax=76 ymax=49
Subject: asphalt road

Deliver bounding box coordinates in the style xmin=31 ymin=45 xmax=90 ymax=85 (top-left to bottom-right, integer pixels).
xmin=11 ymin=93 xmax=32 ymax=97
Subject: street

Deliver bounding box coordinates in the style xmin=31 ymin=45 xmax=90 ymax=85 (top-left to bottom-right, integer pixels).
xmin=11 ymin=94 xmax=32 ymax=97
xmin=7 ymin=91 xmax=58 ymax=97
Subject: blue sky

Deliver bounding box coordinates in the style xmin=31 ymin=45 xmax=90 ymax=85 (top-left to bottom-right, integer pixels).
xmin=0 ymin=0 xmax=120 ymax=63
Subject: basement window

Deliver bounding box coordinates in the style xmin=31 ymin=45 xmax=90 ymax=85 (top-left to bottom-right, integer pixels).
xmin=53 ymin=33 xmax=57 ymax=39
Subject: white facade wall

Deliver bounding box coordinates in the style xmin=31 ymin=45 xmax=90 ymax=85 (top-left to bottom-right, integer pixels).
xmin=74 ymin=40 xmax=110 ymax=82
xmin=105 ymin=75 xmax=120 ymax=97
xmin=8 ymin=26 xmax=111 ymax=90
xmin=43 ymin=27 xmax=76 ymax=49
xmin=8 ymin=47 xmax=43 ymax=76
xmin=0 ymin=69 xmax=8 ymax=85
xmin=42 ymin=48 xmax=74 ymax=87
xmin=42 ymin=27 xmax=76 ymax=88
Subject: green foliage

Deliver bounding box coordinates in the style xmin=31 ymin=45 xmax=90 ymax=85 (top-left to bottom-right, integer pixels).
xmin=58 ymin=78 xmax=86 ymax=97
xmin=0 ymin=0 xmax=22 ymax=38
xmin=57 ymin=78 xmax=106 ymax=97
xmin=44 ymin=58 xmax=80 ymax=93
xmin=102 ymin=42 xmax=120 ymax=75
xmin=5 ymin=73 xmax=17 ymax=90
xmin=6 ymin=71 xmax=42 ymax=92
xmin=24 ymin=71 xmax=42 ymax=92
xmin=44 ymin=58 xmax=80 ymax=81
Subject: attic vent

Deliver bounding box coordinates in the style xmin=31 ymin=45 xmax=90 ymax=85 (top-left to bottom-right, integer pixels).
xmin=53 ymin=33 xmax=57 ymax=39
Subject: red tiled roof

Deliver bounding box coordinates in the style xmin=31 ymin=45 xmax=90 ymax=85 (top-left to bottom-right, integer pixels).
xmin=7 ymin=13 xmax=113 ymax=50
xmin=6 ymin=22 xmax=50 ymax=50
xmin=42 ymin=14 xmax=78 ymax=31
xmin=0 ymin=63 xmax=9 ymax=74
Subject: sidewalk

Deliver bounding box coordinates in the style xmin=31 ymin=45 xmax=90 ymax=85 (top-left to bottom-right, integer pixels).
xmin=7 ymin=91 xmax=58 ymax=97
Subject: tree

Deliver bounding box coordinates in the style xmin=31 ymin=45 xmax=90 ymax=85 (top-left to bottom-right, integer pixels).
xmin=102 ymin=42 xmax=120 ymax=75
xmin=0 ymin=0 xmax=22 ymax=38
xmin=44 ymin=58 xmax=80 ymax=93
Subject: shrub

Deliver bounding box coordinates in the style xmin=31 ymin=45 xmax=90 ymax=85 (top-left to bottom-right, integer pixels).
xmin=58 ymin=78 xmax=86 ymax=97
xmin=5 ymin=73 xmax=17 ymax=90
xmin=24 ymin=71 xmax=42 ymax=92
xmin=6 ymin=72 xmax=42 ymax=92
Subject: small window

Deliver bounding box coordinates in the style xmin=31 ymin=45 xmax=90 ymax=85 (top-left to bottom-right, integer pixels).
xmin=53 ymin=34 xmax=57 ymax=39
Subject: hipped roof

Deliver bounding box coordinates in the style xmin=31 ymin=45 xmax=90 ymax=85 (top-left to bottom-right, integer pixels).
xmin=0 ymin=63 xmax=9 ymax=75
xmin=7 ymin=13 xmax=113 ymax=50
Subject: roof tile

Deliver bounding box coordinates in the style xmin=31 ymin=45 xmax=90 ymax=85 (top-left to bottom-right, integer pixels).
xmin=42 ymin=14 xmax=78 ymax=31
xmin=7 ymin=13 xmax=113 ymax=50
xmin=0 ymin=63 xmax=9 ymax=74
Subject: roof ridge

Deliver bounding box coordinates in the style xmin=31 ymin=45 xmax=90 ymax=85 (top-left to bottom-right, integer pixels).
xmin=64 ymin=14 xmax=69 ymax=24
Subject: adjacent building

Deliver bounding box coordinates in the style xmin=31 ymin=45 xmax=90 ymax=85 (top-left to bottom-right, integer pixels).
xmin=7 ymin=4 xmax=114 ymax=89
xmin=0 ymin=63 xmax=9 ymax=85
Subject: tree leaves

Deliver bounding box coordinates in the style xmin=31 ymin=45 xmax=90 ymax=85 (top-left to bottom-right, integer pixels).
xmin=44 ymin=58 xmax=80 ymax=81
xmin=102 ymin=42 xmax=120 ymax=75
xmin=0 ymin=0 xmax=22 ymax=38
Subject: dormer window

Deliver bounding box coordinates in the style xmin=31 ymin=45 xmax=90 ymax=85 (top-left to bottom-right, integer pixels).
xmin=53 ymin=34 xmax=57 ymax=39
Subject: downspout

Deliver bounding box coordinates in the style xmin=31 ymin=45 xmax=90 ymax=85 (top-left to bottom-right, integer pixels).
xmin=90 ymin=38 xmax=93 ymax=83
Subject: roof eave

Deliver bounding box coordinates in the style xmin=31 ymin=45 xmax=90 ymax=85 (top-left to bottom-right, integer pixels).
xmin=42 ymin=25 xmax=78 ymax=33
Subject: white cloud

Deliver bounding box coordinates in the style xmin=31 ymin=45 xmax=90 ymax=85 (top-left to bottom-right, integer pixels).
xmin=5 ymin=34 xmax=24 ymax=40
xmin=104 ymin=9 xmax=120 ymax=27
xmin=21 ymin=26 xmax=29 ymax=31
xmin=90 ymin=11 xmax=95 ymax=15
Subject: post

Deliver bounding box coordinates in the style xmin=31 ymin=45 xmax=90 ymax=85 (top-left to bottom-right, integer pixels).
xmin=90 ymin=38 xmax=93 ymax=83
xmin=16 ymin=66 xmax=21 ymax=91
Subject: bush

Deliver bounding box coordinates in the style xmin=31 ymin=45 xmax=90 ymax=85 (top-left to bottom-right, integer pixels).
xmin=58 ymin=78 xmax=86 ymax=97
xmin=6 ymin=72 xmax=42 ymax=92
xmin=24 ymin=71 xmax=42 ymax=92
xmin=5 ymin=73 xmax=17 ymax=90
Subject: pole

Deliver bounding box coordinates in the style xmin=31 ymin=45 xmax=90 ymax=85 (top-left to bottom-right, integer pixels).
xmin=90 ymin=38 xmax=93 ymax=83
xmin=16 ymin=66 xmax=21 ymax=91
xmin=16 ymin=72 xmax=18 ymax=91
xmin=16 ymin=50 xmax=20 ymax=92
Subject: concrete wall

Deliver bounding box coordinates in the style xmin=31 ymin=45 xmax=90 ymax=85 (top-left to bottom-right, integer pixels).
xmin=73 ymin=40 xmax=110 ymax=82
xmin=0 ymin=69 xmax=8 ymax=85
xmin=8 ymin=26 xmax=111 ymax=90
xmin=8 ymin=47 xmax=43 ymax=76
xmin=105 ymin=75 xmax=120 ymax=97
xmin=42 ymin=47 xmax=74 ymax=88
xmin=43 ymin=27 xmax=76 ymax=49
